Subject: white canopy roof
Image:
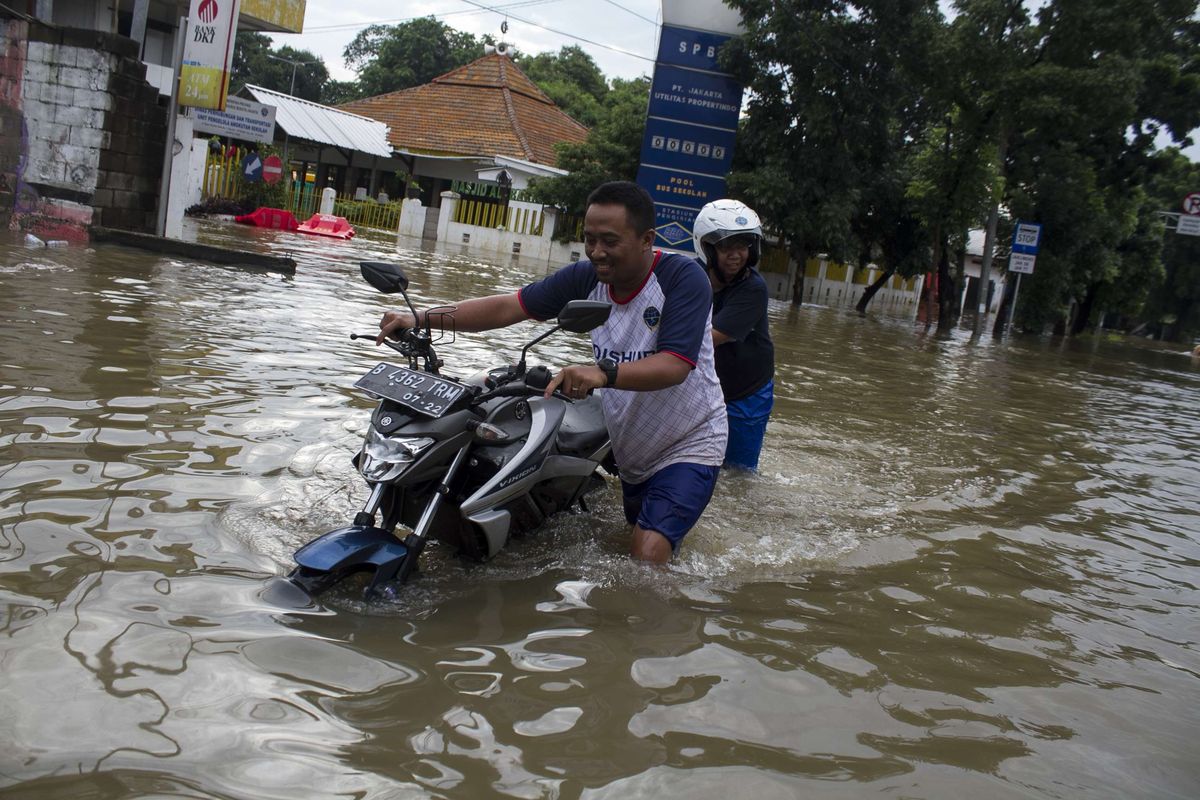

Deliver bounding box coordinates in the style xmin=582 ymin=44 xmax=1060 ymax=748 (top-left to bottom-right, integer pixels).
xmin=242 ymin=85 xmax=394 ymax=158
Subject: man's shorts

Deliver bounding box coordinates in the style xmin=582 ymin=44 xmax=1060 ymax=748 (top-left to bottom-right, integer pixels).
xmin=620 ymin=461 xmax=721 ymax=550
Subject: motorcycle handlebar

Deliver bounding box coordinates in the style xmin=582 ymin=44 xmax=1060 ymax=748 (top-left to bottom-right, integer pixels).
xmin=350 ymin=329 xmax=415 ymax=343
xmin=480 ymin=382 xmax=574 ymax=403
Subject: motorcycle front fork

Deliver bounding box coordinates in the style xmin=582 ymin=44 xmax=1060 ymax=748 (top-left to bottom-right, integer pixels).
xmin=357 ymin=447 xmax=471 ymax=586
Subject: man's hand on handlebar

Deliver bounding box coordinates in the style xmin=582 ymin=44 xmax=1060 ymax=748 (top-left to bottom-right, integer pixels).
xmin=546 ymin=365 xmax=606 ymax=400
xmin=377 ymin=310 xmax=420 ymax=345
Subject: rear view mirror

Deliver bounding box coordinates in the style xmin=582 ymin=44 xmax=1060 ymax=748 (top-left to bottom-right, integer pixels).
xmin=557 ymin=300 xmax=611 ymax=333
xmin=360 ymin=262 xmax=410 ymax=294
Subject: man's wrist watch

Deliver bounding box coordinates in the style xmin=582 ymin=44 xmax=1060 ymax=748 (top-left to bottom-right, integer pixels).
xmin=598 ymin=358 xmax=618 ymax=388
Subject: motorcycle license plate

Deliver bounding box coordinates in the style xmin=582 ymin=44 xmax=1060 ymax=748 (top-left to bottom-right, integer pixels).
xmin=354 ymin=363 xmax=467 ymax=418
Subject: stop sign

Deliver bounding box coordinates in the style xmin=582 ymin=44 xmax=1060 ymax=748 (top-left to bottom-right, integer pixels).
xmin=263 ymin=154 xmax=283 ymax=185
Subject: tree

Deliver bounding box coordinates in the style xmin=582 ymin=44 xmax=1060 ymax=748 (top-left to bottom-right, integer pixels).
xmin=899 ymin=0 xmax=1045 ymax=335
xmin=723 ymin=0 xmax=945 ymax=307
xmin=526 ymin=77 xmax=651 ymax=225
xmin=520 ymin=45 xmax=608 ymax=126
xmin=343 ymin=18 xmax=485 ymax=97
xmin=1136 ymin=149 xmax=1200 ymax=342
xmin=992 ymin=0 xmax=1200 ymax=335
xmin=231 ymin=33 xmax=328 ymax=102
xmin=849 ymin=4 xmax=946 ymax=313
xmin=322 ymin=79 xmax=362 ymax=106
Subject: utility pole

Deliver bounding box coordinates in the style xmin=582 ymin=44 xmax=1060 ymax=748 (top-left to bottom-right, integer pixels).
xmin=264 ymin=54 xmax=320 ymax=176
xmin=156 ymin=16 xmax=187 ymax=237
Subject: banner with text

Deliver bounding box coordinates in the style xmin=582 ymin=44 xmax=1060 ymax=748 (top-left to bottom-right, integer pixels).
xmin=191 ymin=95 xmax=276 ymax=143
xmin=636 ymin=23 xmax=743 ymax=252
xmin=180 ymin=0 xmax=242 ymax=110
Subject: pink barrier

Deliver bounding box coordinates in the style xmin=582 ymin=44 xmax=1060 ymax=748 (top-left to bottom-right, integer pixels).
xmin=296 ymin=214 xmax=355 ymax=239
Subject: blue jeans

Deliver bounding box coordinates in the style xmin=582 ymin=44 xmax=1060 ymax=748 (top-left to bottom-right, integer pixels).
xmin=724 ymin=380 xmax=774 ymax=471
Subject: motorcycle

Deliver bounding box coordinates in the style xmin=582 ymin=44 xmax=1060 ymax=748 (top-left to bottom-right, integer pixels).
xmin=281 ymin=261 xmax=615 ymax=601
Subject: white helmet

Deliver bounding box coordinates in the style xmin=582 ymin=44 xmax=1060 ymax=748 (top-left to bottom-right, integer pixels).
xmin=692 ymin=199 xmax=763 ymax=269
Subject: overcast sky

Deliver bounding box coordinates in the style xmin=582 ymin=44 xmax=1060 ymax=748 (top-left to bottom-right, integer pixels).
xmin=271 ymin=0 xmax=1197 ymax=163
xmin=268 ymin=0 xmax=664 ymax=84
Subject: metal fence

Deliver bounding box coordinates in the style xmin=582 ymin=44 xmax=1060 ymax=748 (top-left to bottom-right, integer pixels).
xmin=452 ymin=198 xmax=545 ymax=236
xmin=202 ymin=149 xmax=242 ymax=200
xmin=331 ymin=196 xmax=404 ymax=231
xmin=201 ymin=150 xmax=402 ymax=232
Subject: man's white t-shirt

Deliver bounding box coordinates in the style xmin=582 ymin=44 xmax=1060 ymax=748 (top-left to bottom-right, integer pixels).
xmin=519 ymin=251 xmax=728 ymax=483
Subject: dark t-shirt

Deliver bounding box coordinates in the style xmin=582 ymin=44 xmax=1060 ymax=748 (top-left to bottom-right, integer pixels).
xmin=712 ymin=268 xmax=774 ymax=402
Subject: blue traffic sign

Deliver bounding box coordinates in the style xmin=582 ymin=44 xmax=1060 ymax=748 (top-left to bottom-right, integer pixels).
xmin=241 ymin=152 xmax=263 ymax=183
xmin=1011 ymin=221 xmax=1043 ymax=255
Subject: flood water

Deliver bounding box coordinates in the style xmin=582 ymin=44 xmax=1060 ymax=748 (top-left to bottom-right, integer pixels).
xmin=1 ymin=220 xmax=1198 ymax=798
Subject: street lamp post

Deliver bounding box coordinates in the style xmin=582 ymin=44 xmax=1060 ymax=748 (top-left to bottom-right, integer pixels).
xmin=264 ymin=54 xmax=320 ymax=179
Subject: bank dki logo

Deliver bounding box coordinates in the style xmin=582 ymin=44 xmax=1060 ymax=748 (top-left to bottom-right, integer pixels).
xmin=198 ymin=0 xmax=219 ymax=24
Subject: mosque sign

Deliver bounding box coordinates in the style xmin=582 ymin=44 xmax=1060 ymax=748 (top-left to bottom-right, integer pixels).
xmin=636 ymin=4 xmax=744 ymax=252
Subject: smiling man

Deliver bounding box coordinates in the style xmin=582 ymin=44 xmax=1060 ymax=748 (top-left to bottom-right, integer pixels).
xmin=378 ymin=181 xmax=727 ymax=562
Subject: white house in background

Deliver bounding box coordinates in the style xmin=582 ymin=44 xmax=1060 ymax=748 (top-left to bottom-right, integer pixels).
xmin=963 ymin=229 xmax=1009 ymax=314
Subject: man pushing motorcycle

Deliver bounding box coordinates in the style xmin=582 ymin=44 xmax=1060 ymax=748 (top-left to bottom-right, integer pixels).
xmin=378 ymin=181 xmax=727 ymax=563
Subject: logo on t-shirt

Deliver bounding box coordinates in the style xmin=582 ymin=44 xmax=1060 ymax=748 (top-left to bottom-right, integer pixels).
xmin=643 ymin=306 xmax=661 ymax=329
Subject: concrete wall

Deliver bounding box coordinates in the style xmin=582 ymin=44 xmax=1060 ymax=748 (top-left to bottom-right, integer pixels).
xmin=0 ymin=17 xmax=166 ymax=240
xmin=397 ymin=197 xmax=426 ymax=238
xmin=417 ymin=192 xmax=585 ymax=268
xmin=760 ymin=259 xmax=924 ymax=316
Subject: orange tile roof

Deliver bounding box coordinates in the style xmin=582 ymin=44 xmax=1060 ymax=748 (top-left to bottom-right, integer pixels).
xmin=339 ymin=54 xmax=590 ymax=167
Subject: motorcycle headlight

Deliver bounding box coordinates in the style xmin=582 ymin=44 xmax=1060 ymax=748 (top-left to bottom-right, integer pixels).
xmin=359 ymin=430 xmax=435 ymax=481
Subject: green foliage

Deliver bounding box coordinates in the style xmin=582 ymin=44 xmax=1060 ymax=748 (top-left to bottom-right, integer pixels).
xmin=1140 ymin=149 xmax=1200 ymax=341
xmin=986 ymin=0 xmax=1200 ymax=333
xmin=724 ymin=0 xmax=946 ymax=283
xmin=322 ymin=79 xmax=363 ymax=105
xmin=237 ymin=145 xmax=288 ymax=210
xmin=343 ymin=18 xmax=487 ymax=97
xmin=520 ymin=45 xmax=609 ymax=126
xmin=525 ymin=77 xmax=651 ymax=226
xmin=231 ymin=33 xmax=328 ymax=102
xmin=725 ymin=0 xmax=1199 ymax=333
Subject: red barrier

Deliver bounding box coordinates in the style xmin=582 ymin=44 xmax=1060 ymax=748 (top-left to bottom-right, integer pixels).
xmin=234 ymin=207 xmax=301 ymax=231
xmin=297 ymin=214 xmax=355 ymax=239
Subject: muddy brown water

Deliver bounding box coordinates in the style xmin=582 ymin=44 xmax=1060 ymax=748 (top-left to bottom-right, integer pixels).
xmin=1 ymin=220 xmax=1198 ymax=798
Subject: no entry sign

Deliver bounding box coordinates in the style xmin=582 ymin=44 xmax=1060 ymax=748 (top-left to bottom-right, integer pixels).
xmin=263 ymin=154 xmax=283 ymax=184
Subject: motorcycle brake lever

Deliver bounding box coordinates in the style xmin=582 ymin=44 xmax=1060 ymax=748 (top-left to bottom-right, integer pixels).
xmin=349 ymin=332 xmax=409 ymax=353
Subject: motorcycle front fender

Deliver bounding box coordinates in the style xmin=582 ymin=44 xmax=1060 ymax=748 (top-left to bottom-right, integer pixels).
xmin=293 ymin=525 xmax=408 ymax=573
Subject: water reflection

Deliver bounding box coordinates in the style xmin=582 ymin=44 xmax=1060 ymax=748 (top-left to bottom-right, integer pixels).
xmin=1 ymin=225 xmax=1198 ymax=798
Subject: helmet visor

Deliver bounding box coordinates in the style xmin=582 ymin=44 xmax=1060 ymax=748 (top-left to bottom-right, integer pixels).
xmin=713 ymin=233 xmax=758 ymax=251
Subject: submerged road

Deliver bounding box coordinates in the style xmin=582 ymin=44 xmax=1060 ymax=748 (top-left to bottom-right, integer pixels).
xmin=1 ymin=220 xmax=1197 ymax=798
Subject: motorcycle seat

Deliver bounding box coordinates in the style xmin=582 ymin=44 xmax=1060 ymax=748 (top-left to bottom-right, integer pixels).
xmin=555 ymin=395 xmax=608 ymax=457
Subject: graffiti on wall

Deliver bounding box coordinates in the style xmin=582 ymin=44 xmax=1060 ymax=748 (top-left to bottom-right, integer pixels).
xmin=0 ymin=20 xmax=26 ymax=228
xmin=0 ymin=20 xmax=95 ymax=242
